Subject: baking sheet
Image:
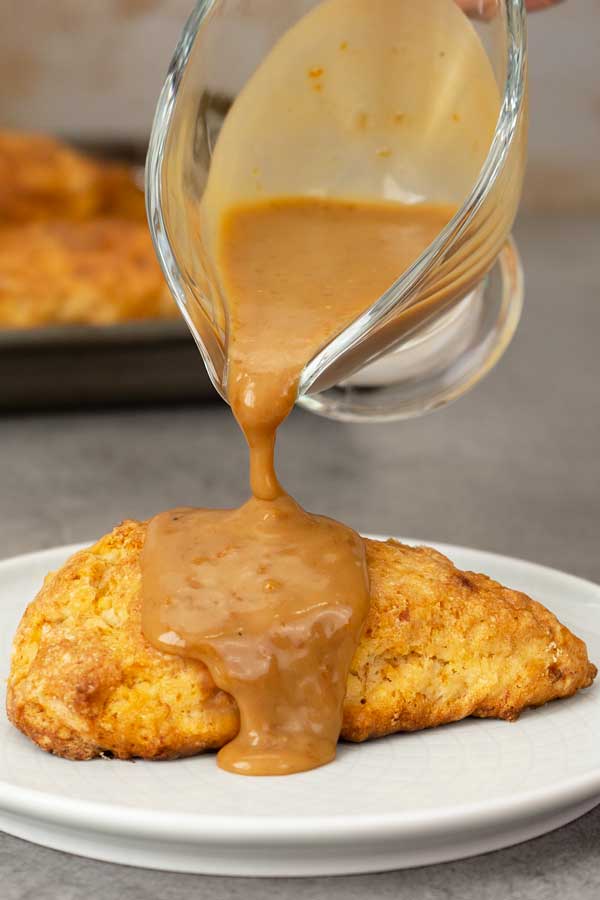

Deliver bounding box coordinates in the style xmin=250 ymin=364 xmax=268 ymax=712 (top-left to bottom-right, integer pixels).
xmin=0 ymin=140 xmax=221 ymax=411
xmin=0 ymin=320 xmax=217 ymax=411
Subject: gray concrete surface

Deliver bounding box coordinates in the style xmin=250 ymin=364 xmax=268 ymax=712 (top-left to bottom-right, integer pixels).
xmin=1 ymin=213 xmax=599 ymax=897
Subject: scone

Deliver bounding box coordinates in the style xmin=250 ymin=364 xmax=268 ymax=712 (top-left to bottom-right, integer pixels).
xmin=94 ymin=161 xmax=147 ymax=222
xmin=0 ymin=131 xmax=102 ymax=225
xmin=0 ymin=130 xmax=146 ymax=226
xmin=0 ymin=130 xmax=174 ymax=327
xmin=0 ymin=219 xmax=175 ymax=327
xmin=7 ymin=520 xmax=595 ymax=760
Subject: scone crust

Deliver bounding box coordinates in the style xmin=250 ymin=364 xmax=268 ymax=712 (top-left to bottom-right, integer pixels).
xmin=0 ymin=219 xmax=174 ymax=327
xmin=7 ymin=522 xmax=596 ymax=759
xmin=344 ymin=539 xmax=596 ymax=740
xmin=0 ymin=131 xmax=101 ymax=225
xmin=7 ymin=521 xmax=239 ymax=760
xmin=0 ymin=130 xmax=146 ymax=226
xmin=0 ymin=130 xmax=173 ymax=327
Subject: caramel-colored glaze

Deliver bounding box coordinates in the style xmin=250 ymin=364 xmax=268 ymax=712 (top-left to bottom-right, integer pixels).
xmin=223 ymin=198 xmax=454 ymax=498
xmin=142 ymin=495 xmax=369 ymax=774
xmin=142 ymin=198 xmax=453 ymax=775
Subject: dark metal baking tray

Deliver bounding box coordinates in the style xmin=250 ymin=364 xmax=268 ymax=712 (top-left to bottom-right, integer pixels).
xmin=0 ymin=320 xmax=217 ymax=411
xmin=0 ymin=139 xmax=218 ymax=411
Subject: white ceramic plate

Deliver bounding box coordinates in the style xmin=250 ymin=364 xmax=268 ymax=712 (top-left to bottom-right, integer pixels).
xmin=0 ymin=539 xmax=598 ymax=876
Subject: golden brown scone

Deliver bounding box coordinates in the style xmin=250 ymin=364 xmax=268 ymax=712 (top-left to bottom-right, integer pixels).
xmin=7 ymin=522 xmax=239 ymax=760
xmin=0 ymin=130 xmax=171 ymax=327
xmin=0 ymin=131 xmax=101 ymax=225
xmin=0 ymin=219 xmax=175 ymax=327
xmin=344 ymin=540 xmax=596 ymax=740
xmin=94 ymin=161 xmax=147 ymax=222
xmin=7 ymin=522 xmax=596 ymax=760
xmin=0 ymin=130 xmax=146 ymax=225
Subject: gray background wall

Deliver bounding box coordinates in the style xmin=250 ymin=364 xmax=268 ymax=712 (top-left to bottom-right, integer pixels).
xmin=1 ymin=0 xmax=598 ymax=210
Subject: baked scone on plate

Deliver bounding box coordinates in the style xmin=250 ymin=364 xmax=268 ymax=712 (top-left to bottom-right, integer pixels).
xmin=6 ymin=521 xmax=596 ymax=760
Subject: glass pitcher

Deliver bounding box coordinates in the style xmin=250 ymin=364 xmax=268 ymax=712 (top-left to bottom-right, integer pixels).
xmin=146 ymin=0 xmax=527 ymax=421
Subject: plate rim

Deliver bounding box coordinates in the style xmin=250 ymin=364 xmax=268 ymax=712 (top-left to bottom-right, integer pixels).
xmin=1 ymin=537 xmax=599 ymax=844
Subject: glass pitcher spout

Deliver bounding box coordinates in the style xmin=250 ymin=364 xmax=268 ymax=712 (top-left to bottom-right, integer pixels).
xmin=146 ymin=0 xmax=527 ymax=420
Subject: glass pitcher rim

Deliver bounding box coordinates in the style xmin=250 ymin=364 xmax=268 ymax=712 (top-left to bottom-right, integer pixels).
xmin=146 ymin=0 xmax=527 ymax=400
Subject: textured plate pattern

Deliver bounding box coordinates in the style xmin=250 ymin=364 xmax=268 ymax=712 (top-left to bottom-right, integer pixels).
xmin=0 ymin=540 xmax=598 ymax=875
